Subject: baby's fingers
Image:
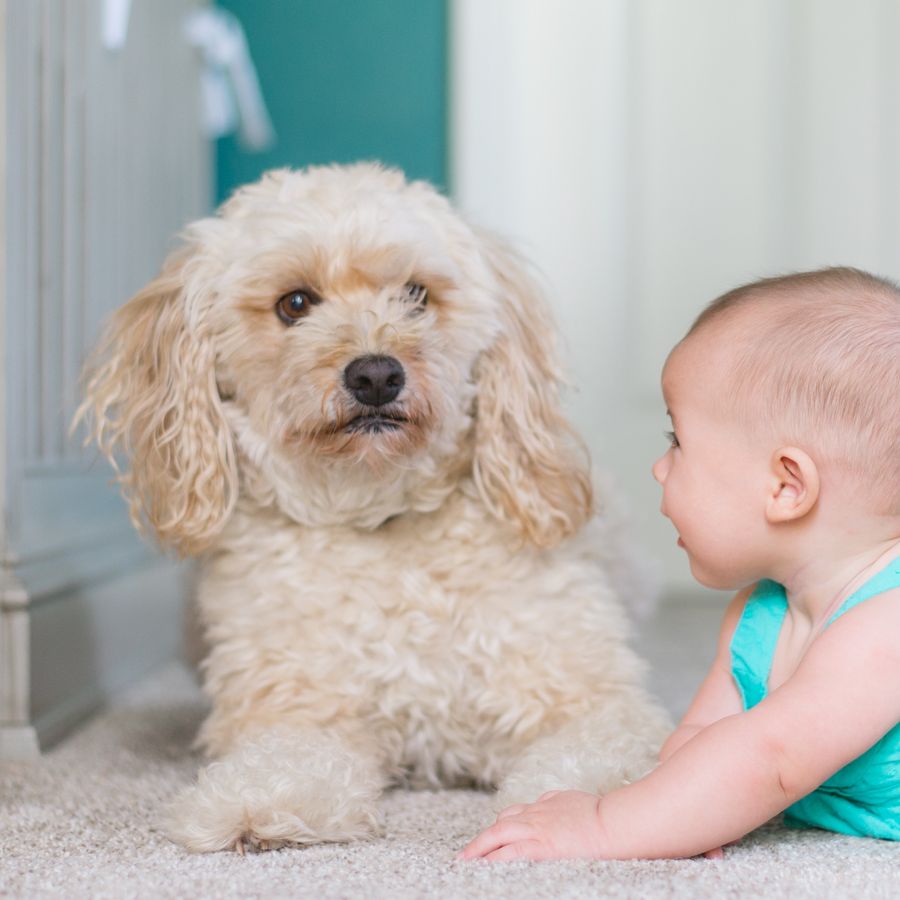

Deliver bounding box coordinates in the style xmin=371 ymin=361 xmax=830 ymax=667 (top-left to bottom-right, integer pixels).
xmin=484 ymin=839 xmax=546 ymax=862
xmin=496 ymin=804 xmax=528 ymax=820
xmin=458 ymin=821 xmax=534 ymax=859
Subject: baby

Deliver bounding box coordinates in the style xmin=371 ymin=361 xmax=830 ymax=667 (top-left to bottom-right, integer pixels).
xmin=461 ymin=266 xmax=900 ymax=861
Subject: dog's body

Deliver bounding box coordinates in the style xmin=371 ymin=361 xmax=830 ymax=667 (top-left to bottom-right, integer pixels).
xmin=80 ymin=163 xmax=669 ymax=852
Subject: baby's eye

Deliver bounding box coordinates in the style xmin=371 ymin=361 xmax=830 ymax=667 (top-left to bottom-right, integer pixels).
xmin=664 ymin=430 xmax=679 ymax=449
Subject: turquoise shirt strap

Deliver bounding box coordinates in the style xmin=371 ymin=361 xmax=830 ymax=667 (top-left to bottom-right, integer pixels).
xmin=730 ymin=580 xmax=788 ymax=710
xmin=825 ymin=557 xmax=900 ymax=627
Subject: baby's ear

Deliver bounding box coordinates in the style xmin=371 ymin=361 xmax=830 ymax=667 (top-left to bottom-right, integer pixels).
xmin=75 ymin=242 xmax=238 ymax=555
xmin=471 ymin=233 xmax=593 ymax=547
xmin=766 ymin=448 xmax=819 ymax=523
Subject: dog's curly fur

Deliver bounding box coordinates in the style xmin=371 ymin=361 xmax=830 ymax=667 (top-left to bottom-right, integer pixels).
xmin=78 ymin=163 xmax=670 ymax=853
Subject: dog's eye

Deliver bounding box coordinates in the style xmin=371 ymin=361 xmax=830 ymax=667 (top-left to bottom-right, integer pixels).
xmin=276 ymin=290 xmax=318 ymax=325
xmin=402 ymin=282 xmax=428 ymax=310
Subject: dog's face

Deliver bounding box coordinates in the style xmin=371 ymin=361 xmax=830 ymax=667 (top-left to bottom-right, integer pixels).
xmin=211 ymin=167 xmax=495 ymax=476
xmin=79 ymin=164 xmax=591 ymax=552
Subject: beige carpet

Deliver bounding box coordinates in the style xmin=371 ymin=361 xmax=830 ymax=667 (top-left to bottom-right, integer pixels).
xmin=2 ymin=602 xmax=899 ymax=899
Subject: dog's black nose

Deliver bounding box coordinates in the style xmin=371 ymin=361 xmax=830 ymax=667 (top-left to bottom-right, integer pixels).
xmin=343 ymin=355 xmax=405 ymax=407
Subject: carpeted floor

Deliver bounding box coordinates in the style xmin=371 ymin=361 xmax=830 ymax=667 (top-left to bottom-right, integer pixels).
xmin=2 ymin=599 xmax=898 ymax=899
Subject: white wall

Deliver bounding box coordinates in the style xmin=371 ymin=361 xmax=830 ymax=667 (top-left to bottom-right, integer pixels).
xmin=451 ymin=0 xmax=900 ymax=598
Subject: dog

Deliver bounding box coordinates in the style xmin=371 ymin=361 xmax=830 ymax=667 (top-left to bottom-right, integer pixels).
xmin=78 ymin=163 xmax=670 ymax=853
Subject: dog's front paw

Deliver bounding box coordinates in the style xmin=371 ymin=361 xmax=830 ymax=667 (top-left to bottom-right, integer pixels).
xmin=494 ymin=695 xmax=670 ymax=813
xmin=164 ymin=730 xmax=385 ymax=853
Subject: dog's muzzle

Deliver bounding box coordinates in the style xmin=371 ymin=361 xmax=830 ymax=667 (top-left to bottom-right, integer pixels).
xmin=343 ymin=355 xmax=407 ymax=434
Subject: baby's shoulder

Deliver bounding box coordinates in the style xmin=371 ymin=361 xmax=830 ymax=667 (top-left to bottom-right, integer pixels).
xmin=825 ymin=548 xmax=900 ymax=633
xmin=806 ymin=585 xmax=900 ymax=677
xmin=825 ymin=583 xmax=900 ymax=633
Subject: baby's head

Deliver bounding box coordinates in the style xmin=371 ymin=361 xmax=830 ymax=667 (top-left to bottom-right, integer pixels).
xmin=679 ymin=267 xmax=900 ymax=514
xmin=654 ymin=267 xmax=900 ymax=588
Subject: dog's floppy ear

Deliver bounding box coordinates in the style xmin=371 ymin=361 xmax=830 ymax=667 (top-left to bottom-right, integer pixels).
xmin=472 ymin=234 xmax=594 ymax=547
xmin=75 ymin=243 xmax=237 ymax=555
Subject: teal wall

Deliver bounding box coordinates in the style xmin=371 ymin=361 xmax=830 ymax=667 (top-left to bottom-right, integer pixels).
xmin=215 ymin=0 xmax=448 ymax=205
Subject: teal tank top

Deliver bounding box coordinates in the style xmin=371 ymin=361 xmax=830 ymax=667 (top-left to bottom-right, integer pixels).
xmin=730 ymin=556 xmax=900 ymax=840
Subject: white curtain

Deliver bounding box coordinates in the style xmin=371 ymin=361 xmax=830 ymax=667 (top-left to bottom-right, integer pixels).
xmin=452 ymin=0 xmax=900 ymax=595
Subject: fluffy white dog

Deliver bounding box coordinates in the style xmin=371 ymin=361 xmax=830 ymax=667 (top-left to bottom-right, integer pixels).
xmin=79 ymin=163 xmax=670 ymax=853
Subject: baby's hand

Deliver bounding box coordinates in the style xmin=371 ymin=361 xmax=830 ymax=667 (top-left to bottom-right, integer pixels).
xmin=458 ymin=790 xmax=607 ymax=861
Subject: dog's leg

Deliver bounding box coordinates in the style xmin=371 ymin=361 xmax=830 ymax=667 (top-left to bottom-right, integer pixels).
xmin=163 ymin=727 xmax=386 ymax=853
xmin=494 ymin=687 xmax=672 ymax=809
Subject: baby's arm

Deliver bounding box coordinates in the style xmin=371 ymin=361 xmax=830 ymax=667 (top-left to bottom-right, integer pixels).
xmin=461 ymin=587 xmax=900 ymax=861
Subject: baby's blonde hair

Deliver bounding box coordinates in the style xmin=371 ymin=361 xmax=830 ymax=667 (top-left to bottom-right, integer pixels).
xmin=685 ymin=267 xmax=900 ymax=514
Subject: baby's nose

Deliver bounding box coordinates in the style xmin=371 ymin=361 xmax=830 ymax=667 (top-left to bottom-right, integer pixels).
xmin=651 ymin=454 xmax=667 ymax=484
